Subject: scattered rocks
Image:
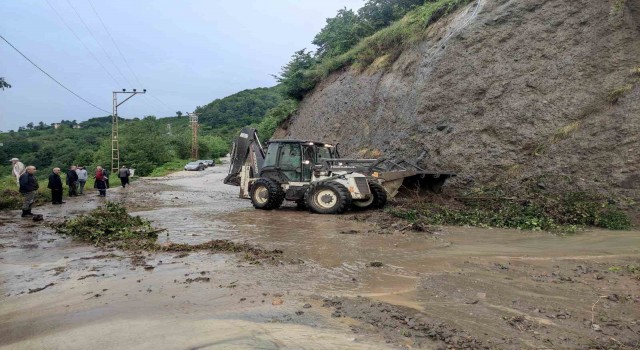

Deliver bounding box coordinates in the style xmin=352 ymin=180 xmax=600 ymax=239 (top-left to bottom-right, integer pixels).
xmin=185 ymin=277 xmax=210 ymax=283
xmin=368 ymin=261 xmax=384 ymax=267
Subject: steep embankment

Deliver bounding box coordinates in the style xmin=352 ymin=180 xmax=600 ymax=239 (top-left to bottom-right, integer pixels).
xmin=275 ymin=0 xmax=640 ymax=203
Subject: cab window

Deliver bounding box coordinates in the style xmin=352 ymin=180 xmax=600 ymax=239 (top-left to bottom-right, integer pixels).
xmin=278 ymin=143 xmax=301 ymax=181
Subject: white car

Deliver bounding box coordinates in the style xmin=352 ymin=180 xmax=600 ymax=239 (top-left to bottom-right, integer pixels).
xmin=184 ymin=161 xmax=205 ymax=171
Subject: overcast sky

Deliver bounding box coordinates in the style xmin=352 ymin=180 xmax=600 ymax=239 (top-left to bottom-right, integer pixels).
xmin=0 ymin=0 xmax=363 ymax=131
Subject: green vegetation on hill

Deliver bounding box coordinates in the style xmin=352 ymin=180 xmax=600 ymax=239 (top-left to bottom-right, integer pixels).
xmin=276 ymin=0 xmax=472 ymax=100
xmin=194 ymin=87 xmax=284 ymax=140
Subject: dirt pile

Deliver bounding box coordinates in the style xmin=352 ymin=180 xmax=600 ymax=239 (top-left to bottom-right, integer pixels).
xmin=274 ymin=0 xmax=640 ymax=210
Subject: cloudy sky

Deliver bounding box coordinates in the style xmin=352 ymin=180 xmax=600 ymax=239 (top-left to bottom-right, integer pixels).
xmin=0 ymin=0 xmax=363 ymax=131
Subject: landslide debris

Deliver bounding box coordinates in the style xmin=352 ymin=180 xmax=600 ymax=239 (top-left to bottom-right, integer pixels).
xmin=49 ymin=202 xmax=283 ymax=263
xmin=49 ymin=202 xmax=160 ymax=248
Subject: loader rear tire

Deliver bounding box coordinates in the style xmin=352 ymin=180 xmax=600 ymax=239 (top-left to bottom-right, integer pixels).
xmin=352 ymin=181 xmax=388 ymax=210
xmin=250 ymin=178 xmax=285 ymax=210
xmin=305 ymin=181 xmax=352 ymax=214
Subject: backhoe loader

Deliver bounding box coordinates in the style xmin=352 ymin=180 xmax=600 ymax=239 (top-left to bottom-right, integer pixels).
xmin=224 ymin=127 xmax=455 ymax=214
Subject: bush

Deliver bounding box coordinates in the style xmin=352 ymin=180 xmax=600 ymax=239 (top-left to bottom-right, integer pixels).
xmin=254 ymin=99 xmax=300 ymax=140
xmin=596 ymin=209 xmax=632 ymax=230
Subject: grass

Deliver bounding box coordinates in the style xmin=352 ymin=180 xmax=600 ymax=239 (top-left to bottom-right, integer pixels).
xmin=147 ymin=159 xmax=190 ymax=177
xmin=552 ymin=121 xmax=580 ymax=143
xmin=607 ymin=84 xmax=633 ymax=104
xmin=305 ymin=0 xmax=473 ymax=85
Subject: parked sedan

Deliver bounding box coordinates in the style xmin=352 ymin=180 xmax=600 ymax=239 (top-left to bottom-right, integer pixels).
xmin=196 ymin=160 xmax=209 ymax=168
xmin=184 ymin=161 xmax=205 ymax=171
xmin=202 ymin=159 xmax=215 ymax=167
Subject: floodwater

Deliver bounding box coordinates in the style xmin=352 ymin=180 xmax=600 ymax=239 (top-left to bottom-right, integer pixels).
xmin=1 ymin=161 xmax=639 ymax=349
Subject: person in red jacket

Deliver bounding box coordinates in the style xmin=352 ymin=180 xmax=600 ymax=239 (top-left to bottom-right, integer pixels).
xmin=94 ymin=166 xmax=107 ymax=197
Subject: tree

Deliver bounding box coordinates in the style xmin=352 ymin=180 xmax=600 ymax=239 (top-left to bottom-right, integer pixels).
xmin=176 ymin=111 xmax=183 ymax=117
xmin=313 ymin=8 xmax=364 ymax=59
xmin=275 ymin=49 xmax=317 ymax=100
xmin=26 ymin=122 xmax=34 ymax=130
xmin=0 ymin=77 xmax=11 ymax=90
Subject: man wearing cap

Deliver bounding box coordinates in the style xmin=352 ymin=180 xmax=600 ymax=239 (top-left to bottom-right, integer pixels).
xmin=19 ymin=166 xmax=39 ymax=217
xmin=11 ymin=158 xmax=25 ymax=187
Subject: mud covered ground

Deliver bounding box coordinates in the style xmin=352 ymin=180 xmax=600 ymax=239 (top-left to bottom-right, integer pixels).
xmin=1 ymin=162 xmax=639 ymax=349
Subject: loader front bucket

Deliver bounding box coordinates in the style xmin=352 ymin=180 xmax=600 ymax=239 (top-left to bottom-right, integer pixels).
xmin=374 ymin=171 xmax=455 ymax=199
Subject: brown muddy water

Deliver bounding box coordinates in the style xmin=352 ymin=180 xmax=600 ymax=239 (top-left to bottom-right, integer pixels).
xmin=1 ymin=161 xmax=639 ymax=349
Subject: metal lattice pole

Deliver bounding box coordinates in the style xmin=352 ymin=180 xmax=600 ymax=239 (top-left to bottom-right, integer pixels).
xmin=188 ymin=112 xmax=200 ymax=159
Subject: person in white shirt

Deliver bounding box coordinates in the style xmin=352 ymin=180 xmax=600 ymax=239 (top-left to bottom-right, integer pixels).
xmin=10 ymin=158 xmax=25 ymax=187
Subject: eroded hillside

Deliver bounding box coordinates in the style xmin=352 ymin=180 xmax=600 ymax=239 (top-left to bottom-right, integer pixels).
xmin=274 ymin=0 xmax=640 ymax=206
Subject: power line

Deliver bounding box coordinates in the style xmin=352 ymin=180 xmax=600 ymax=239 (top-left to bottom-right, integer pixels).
xmin=86 ymin=0 xmax=143 ymax=87
xmin=45 ymin=0 xmax=121 ymax=86
xmin=65 ymin=0 xmax=134 ymax=86
xmin=149 ymin=92 xmax=178 ymax=113
xmin=1 ymin=34 xmax=110 ymax=114
xmin=86 ymin=0 xmax=179 ymax=115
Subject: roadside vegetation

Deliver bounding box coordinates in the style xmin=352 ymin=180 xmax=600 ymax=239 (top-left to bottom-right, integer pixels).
xmin=388 ymin=187 xmax=632 ymax=232
xmin=0 ymin=175 xmax=53 ymax=210
xmin=147 ymin=160 xmax=191 ymax=177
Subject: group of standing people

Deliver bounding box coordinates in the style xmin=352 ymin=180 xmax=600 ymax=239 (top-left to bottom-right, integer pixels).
xmin=47 ymin=165 xmax=89 ymax=204
xmin=10 ymin=158 xmax=132 ymax=218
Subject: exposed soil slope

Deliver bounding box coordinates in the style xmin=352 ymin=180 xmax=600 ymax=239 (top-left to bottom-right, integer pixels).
xmin=274 ymin=0 xmax=640 ymax=205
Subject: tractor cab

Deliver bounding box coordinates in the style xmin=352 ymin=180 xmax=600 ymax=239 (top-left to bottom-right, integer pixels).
xmin=260 ymin=140 xmax=337 ymax=183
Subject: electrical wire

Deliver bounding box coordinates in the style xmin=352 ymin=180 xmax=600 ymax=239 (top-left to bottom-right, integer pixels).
xmin=45 ymin=0 xmax=121 ymax=86
xmin=86 ymin=0 xmax=181 ymax=115
xmin=1 ymin=34 xmax=110 ymax=114
xmin=65 ymin=0 xmax=134 ymax=87
xmin=86 ymin=0 xmax=144 ymax=87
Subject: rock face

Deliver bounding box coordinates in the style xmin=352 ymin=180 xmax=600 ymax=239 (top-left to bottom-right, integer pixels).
xmin=274 ymin=0 xmax=640 ymax=201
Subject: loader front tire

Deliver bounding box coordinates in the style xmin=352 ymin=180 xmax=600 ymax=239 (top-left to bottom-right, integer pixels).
xmin=305 ymin=181 xmax=352 ymax=214
xmin=352 ymin=181 xmax=388 ymax=210
xmin=251 ymin=178 xmax=284 ymax=210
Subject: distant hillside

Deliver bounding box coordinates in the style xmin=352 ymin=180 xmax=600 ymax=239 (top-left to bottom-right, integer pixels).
xmin=195 ymin=86 xmax=284 ymax=139
xmin=1 ymin=86 xmax=286 ymax=176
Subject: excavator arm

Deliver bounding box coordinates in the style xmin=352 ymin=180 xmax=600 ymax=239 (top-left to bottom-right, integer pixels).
xmin=223 ymin=127 xmax=265 ymax=186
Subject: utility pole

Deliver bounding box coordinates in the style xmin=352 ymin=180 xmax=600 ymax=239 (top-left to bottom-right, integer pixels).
xmin=112 ymin=88 xmax=146 ymax=174
xmin=188 ymin=112 xmax=200 ymax=160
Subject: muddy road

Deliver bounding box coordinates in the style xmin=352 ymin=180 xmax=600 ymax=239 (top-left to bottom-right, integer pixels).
xmin=1 ymin=162 xmax=639 ymax=349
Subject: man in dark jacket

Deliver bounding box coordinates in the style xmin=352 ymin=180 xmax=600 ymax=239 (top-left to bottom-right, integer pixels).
xmin=66 ymin=165 xmax=79 ymax=197
xmin=118 ymin=165 xmax=131 ymax=188
xmin=48 ymin=167 xmax=64 ymax=204
xmin=19 ymin=165 xmax=39 ymax=217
